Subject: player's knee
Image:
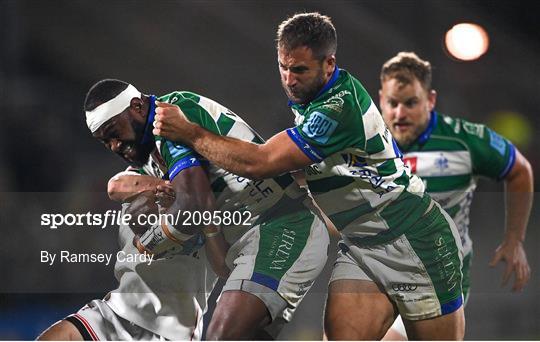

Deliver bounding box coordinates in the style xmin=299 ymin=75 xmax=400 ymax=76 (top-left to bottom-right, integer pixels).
xmin=443 ymin=306 xmax=466 ymax=340
xmin=206 ymin=317 xmax=240 ymax=340
xmin=455 ymin=308 xmax=466 ymax=340
xmin=37 ymin=320 xmax=83 ymax=341
xmin=208 ymin=290 xmax=272 ymax=339
xmin=325 ymin=306 xmax=393 ymax=340
xmin=324 ymin=309 xmax=354 ymax=340
xmin=208 ymin=313 xmax=266 ymax=340
xmin=206 ymin=306 xmax=243 ymax=340
xmin=206 ymin=318 xmax=223 ymax=340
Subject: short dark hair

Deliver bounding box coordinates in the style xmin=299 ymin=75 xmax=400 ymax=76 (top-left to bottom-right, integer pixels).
xmin=84 ymin=79 xmax=129 ymax=111
xmin=380 ymin=52 xmax=432 ymax=90
xmin=276 ymin=12 xmax=337 ymax=60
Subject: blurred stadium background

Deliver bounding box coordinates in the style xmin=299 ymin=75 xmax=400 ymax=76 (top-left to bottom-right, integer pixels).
xmin=0 ymin=0 xmax=538 ymax=339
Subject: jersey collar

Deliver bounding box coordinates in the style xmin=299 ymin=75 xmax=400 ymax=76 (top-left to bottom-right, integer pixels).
xmin=288 ymin=66 xmax=341 ymax=108
xmin=416 ymin=110 xmax=438 ymax=145
xmin=141 ymin=95 xmax=157 ymax=145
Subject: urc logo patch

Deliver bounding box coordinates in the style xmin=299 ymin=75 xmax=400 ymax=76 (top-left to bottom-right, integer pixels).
xmin=302 ymin=111 xmax=338 ymax=144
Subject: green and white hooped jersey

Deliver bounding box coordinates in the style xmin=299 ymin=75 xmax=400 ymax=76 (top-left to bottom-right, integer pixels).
xmin=401 ymin=112 xmax=516 ymax=256
xmin=285 ymin=68 xmax=429 ymax=243
xmin=137 ymin=91 xmax=308 ymax=242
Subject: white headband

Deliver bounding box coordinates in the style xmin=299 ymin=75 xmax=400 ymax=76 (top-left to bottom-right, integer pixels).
xmin=85 ymin=84 xmax=142 ymax=133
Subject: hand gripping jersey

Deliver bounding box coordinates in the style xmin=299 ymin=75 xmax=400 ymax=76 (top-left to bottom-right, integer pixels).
xmin=108 ymin=91 xmax=314 ymax=339
xmin=400 ymin=111 xmax=516 ymax=256
xmin=286 ymin=68 xmax=429 ymax=243
xmin=143 ymin=91 xmax=309 ymax=241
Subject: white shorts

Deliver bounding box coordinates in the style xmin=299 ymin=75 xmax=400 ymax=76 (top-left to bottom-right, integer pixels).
xmin=65 ymin=298 xmax=196 ymax=341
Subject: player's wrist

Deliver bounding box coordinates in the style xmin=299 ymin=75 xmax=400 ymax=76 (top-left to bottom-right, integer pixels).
xmin=135 ymin=216 xmax=203 ymax=258
xmin=203 ymin=225 xmax=222 ymax=238
xmin=503 ymin=232 xmax=525 ymax=244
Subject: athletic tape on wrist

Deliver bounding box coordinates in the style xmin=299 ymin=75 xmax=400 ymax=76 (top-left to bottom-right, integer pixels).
xmin=204 ymin=227 xmax=222 ymax=238
xmin=137 ymin=215 xmax=196 ymax=255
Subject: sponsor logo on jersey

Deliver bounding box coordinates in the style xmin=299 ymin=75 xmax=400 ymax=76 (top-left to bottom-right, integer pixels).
xmin=434 ymin=153 xmax=449 ymax=172
xmin=342 ymin=153 xmax=367 ymax=167
xmin=489 ymin=129 xmax=506 ymax=156
xmin=403 ymin=156 xmax=418 ymax=173
xmin=302 ymin=111 xmax=338 ymax=144
xmin=443 ymin=116 xmax=454 ymax=125
xmin=342 ymin=153 xmax=395 ymax=197
xmin=246 ymin=179 xmax=275 ymax=201
xmin=322 ymin=101 xmax=344 ymax=113
xmin=322 ymin=90 xmax=350 ymax=113
xmin=462 ymin=121 xmax=484 ymax=138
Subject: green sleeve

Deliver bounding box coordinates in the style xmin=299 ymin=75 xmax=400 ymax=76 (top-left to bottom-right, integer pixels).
xmin=155 ymin=92 xmax=216 ymax=180
xmin=459 ymin=119 xmax=516 ymax=180
xmin=287 ymin=104 xmax=365 ymax=162
xmin=160 ymin=91 xmax=220 ymax=135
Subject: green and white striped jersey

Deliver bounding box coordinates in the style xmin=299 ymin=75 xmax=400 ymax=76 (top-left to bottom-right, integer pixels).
xmin=111 ymin=92 xmax=312 ymax=338
xmin=401 ymin=111 xmax=516 ymax=255
xmin=286 ymin=68 xmax=430 ymax=244
xmin=136 ymin=91 xmax=308 ymax=241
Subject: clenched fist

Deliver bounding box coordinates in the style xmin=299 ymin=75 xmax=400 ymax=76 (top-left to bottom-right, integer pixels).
xmin=153 ymin=101 xmax=198 ymax=144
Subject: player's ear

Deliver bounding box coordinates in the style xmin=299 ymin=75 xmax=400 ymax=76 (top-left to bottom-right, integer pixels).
xmin=326 ymin=55 xmax=336 ymax=66
xmin=324 ymin=55 xmax=336 ymax=76
xmin=129 ymin=97 xmax=145 ymax=120
xmin=130 ymin=97 xmax=143 ymax=111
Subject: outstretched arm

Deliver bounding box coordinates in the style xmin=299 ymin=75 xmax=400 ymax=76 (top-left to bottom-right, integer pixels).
xmin=152 ymin=101 xmax=313 ymax=180
xmin=489 ymin=148 xmax=533 ymax=291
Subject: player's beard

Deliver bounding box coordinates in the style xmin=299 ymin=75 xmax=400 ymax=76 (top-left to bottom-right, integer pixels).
xmin=391 ymin=118 xmax=430 ymax=149
xmin=284 ymin=68 xmax=326 ymax=105
xmin=124 ymin=116 xmax=154 ymax=167
xmin=127 ymin=142 xmax=154 ymax=167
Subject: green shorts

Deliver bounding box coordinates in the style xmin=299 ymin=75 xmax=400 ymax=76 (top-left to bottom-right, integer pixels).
xmin=330 ymin=200 xmax=464 ymax=320
xmin=223 ymin=209 xmax=329 ymax=324
xmin=462 ymin=251 xmax=472 ymax=304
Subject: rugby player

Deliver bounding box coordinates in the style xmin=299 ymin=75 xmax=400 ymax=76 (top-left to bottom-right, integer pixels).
xmin=152 ymin=12 xmax=467 ymax=340
xmin=38 ymin=179 xmax=222 ymax=340
xmin=40 ymin=79 xmax=329 ymax=340
xmin=379 ymin=52 xmax=533 ymax=340
xmin=38 ymin=87 xmax=228 ymax=340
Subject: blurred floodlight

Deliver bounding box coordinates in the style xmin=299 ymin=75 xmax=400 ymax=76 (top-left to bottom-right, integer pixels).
xmin=488 ymin=111 xmax=532 ymax=149
xmin=445 ymin=23 xmax=489 ymax=61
